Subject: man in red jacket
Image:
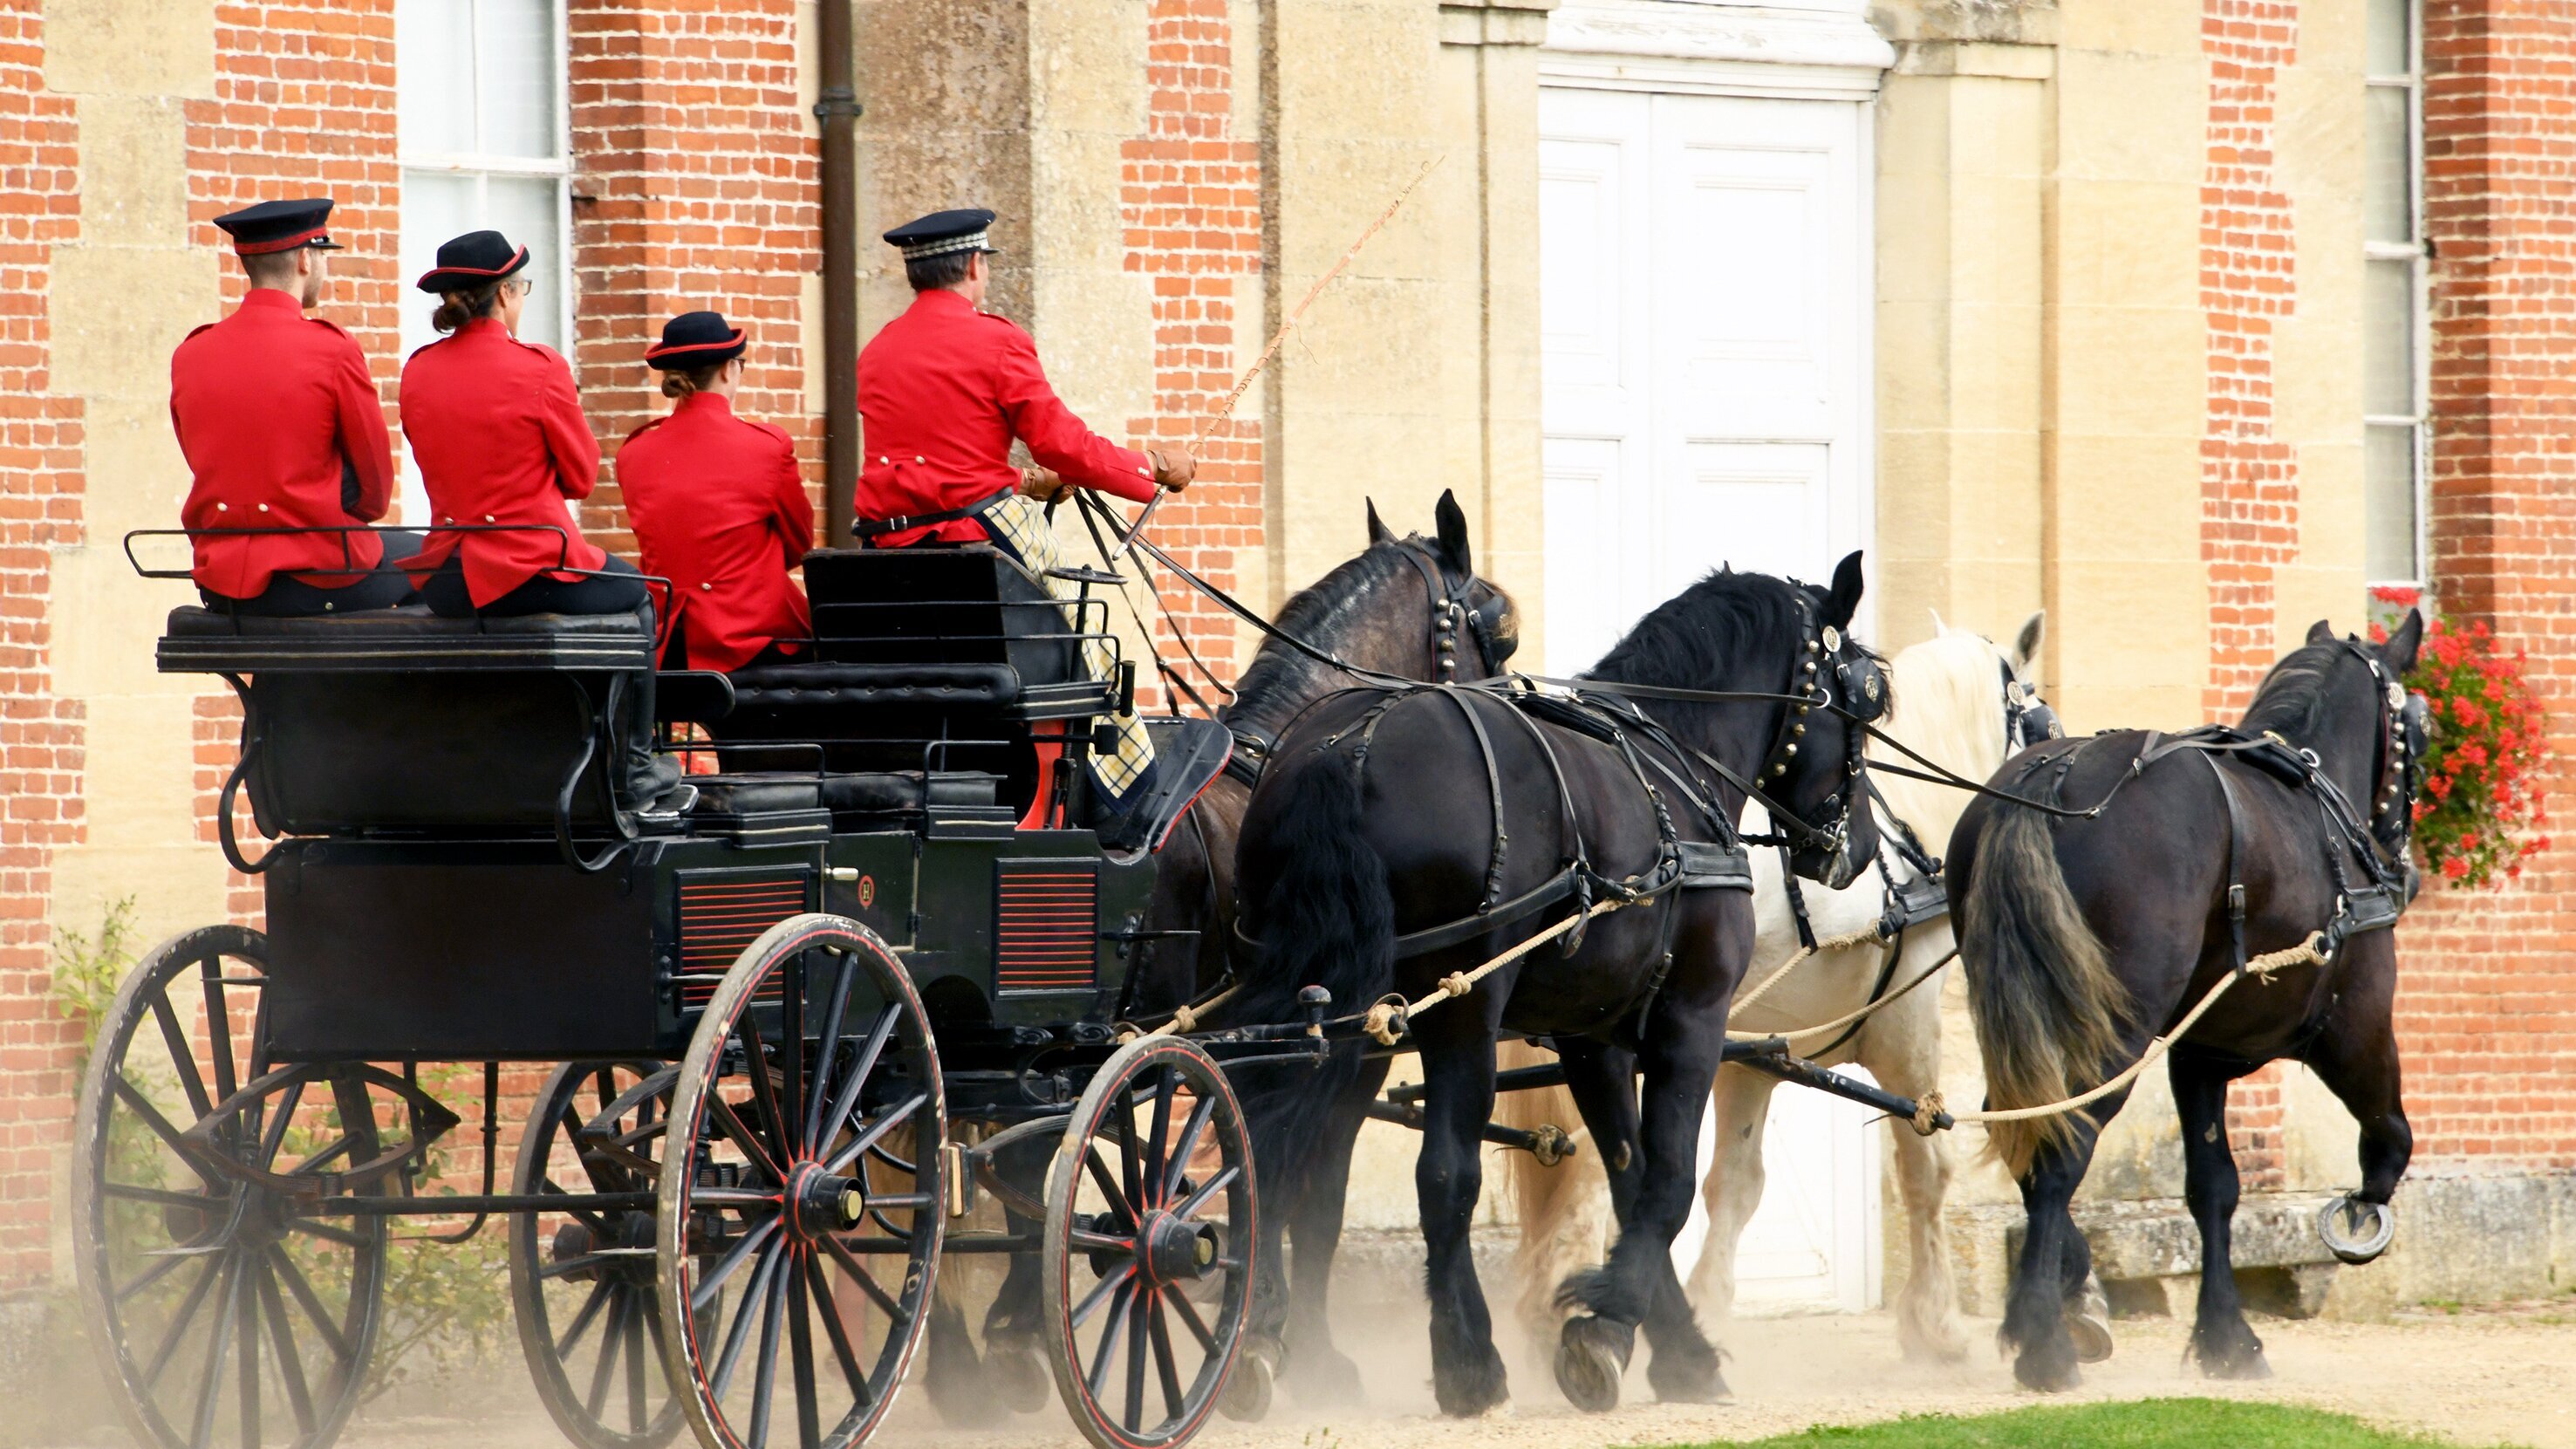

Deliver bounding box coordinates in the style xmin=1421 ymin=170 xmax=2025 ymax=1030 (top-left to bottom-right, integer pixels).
xmin=855 ymin=208 xmax=1193 ymax=848
xmin=174 ymin=197 xmax=415 ymax=614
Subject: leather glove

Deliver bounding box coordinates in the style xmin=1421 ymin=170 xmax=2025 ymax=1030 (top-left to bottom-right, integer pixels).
xmin=1018 ymin=465 xmax=1068 ymax=502
xmin=1148 ymin=447 xmax=1197 ymax=492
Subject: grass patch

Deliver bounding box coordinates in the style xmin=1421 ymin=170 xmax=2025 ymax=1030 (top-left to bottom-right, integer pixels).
xmin=1693 ymin=1398 xmax=2513 ymax=1449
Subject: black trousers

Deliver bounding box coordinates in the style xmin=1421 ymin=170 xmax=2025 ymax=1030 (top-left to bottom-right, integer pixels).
xmin=420 ymin=550 xmax=653 ymax=618
xmin=199 ymin=531 xmax=424 ymax=617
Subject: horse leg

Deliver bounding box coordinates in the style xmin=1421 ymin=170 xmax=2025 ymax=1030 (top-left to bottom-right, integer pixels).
xmin=1548 ymin=1038 xmax=1670 ymax=1410
xmin=1415 ymin=1016 xmax=1511 ymax=1416
xmin=1280 ymin=1054 xmax=1389 ymax=1405
xmin=1555 ymin=1029 xmax=1725 ymax=1410
xmin=2169 ymin=1049 xmax=2268 ymax=1377
xmin=1682 ymin=1063 xmax=1775 ymax=1329
xmin=2299 ymin=951 xmax=2414 ymax=1248
xmin=1999 ymin=1093 xmax=2121 ymax=1391
xmin=1852 ymin=993 xmax=1970 ymax=1363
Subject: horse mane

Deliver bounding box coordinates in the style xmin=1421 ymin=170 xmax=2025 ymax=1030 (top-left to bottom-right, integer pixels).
xmin=1586 ymin=568 xmax=1885 ymax=746
xmin=1869 ymin=630 xmax=2010 ymax=856
xmin=2238 ymin=640 xmax=2345 ymax=743
xmin=1227 ymin=538 xmax=1421 ymax=726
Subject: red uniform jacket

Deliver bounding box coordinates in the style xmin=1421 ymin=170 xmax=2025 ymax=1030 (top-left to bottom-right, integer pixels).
xmin=173 ymin=289 xmax=397 ymax=597
xmin=618 ymin=393 xmax=816 ymax=673
xmin=853 ymin=288 xmax=1156 ymax=547
xmin=399 ymin=318 xmax=606 ymax=605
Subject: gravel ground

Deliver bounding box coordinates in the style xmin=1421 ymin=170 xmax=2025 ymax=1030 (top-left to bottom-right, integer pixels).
xmin=59 ymin=1294 xmax=2565 ymax=1449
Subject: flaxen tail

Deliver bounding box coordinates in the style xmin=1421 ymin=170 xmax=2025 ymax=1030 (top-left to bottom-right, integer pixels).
xmin=1958 ymin=804 xmax=2133 ymax=1179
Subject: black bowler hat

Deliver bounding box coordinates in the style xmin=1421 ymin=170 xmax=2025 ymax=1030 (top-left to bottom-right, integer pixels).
xmin=215 ymin=198 xmax=342 ymax=256
xmin=645 ymin=311 xmax=748 ymax=369
xmin=416 ymin=229 xmax=531 ymax=293
xmin=882 ymin=208 xmax=999 ymax=261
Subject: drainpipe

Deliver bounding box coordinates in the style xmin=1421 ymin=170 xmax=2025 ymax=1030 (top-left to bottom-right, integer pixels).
xmin=817 ymin=0 xmax=863 ymax=547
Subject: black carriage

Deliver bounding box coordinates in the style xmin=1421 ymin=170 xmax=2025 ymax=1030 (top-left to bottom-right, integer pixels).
xmin=76 ymin=538 xmax=1285 ymax=1449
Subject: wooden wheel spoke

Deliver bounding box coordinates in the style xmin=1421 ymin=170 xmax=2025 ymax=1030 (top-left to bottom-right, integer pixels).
xmin=1143 ymin=1071 xmax=1177 ymax=1209
xmin=1083 ymin=1146 xmax=1137 ymax=1230
xmin=1171 ymin=1165 xmax=1238 ymax=1224
xmin=556 ymin=1277 xmax=615 ymax=1361
xmin=266 ymin=1246 xmax=355 ymax=1364
xmin=1069 ymin=1228 xmax=1134 ymax=1255
xmin=140 ymin=1255 xmax=225 ymax=1392
xmin=112 ymin=1075 xmax=214 ymax=1176
xmin=117 ymin=1242 xmax=211 ymax=1306
xmin=801 ymin=1253 xmax=872 ymax=1409
xmin=1083 ymin=1278 xmax=1135 ymax=1402
xmin=787 ymin=1249 xmax=823 ymax=1449
xmin=1071 ymin=1262 xmax=1135 ymax=1329
xmin=583 ymin=1292 xmax=630 ymax=1422
xmin=187 ymin=1254 xmax=241 ymax=1449
xmin=151 ymin=993 xmax=215 ymax=1125
xmin=1114 ymin=1090 xmax=1145 ymax=1218
xmin=692 ymin=1216 xmax=782 ymax=1316
xmin=198 ymin=959 xmax=242 ymax=1107
xmin=746 ymin=1242 xmax=793 ymax=1449
xmin=735 ymin=1010 xmax=795 ymax=1179
xmin=1123 ymin=1284 xmax=1149 ymax=1433
xmin=253 ymin=1078 xmax=306 ymax=1170
xmin=815 ymin=1008 xmax=899 ymax=1161
xmin=1165 ymin=1282 xmax=1219 ymax=1355
xmin=778 ymin=958 xmax=806 ymax=1163
xmin=104 ymin=1181 xmax=226 ymax=1213
xmin=708 ymin=1241 xmax=782 ymax=1404
xmin=801 ymin=953 xmax=857 ymax=1155
xmin=286 ymin=1134 xmax=356 ymax=1179
xmin=284 ymin=1216 xmax=369 ymax=1250
xmin=625 ymin=1292 xmax=653 ymax=1434
xmin=1163 ymin=1093 xmax=1217 ymax=1204
xmin=256 ymin=1260 xmax=317 ymax=1436
xmin=818 ymin=1234 xmax=906 ymax=1323
xmin=821 ymin=1094 xmax=926 ymax=1177
xmin=707 ymin=1094 xmax=784 ymax=1187
xmin=1148 ymin=1287 xmax=1186 ymax=1424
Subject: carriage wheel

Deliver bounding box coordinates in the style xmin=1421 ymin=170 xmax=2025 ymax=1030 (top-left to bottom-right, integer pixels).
xmin=656 ymin=915 xmax=944 ymax=1449
xmin=71 ymin=926 xmax=386 ymax=1449
xmin=512 ymin=1062 xmax=687 ymax=1449
xmin=1042 ymin=1036 xmax=1254 ymax=1449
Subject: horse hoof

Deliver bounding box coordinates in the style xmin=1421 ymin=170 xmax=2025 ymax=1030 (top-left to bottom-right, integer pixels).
xmin=988 ymin=1337 xmax=1051 ymax=1414
xmin=2201 ymin=1348 xmax=2274 ymax=1382
xmin=2012 ymin=1350 xmax=2082 ymax=1394
xmin=2319 ymin=1195 xmax=2396 ymax=1265
xmin=2066 ymin=1309 xmax=2114 ymax=1364
xmin=1220 ymin=1342 xmax=1276 ymax=1422
xmin=1554 ymin=1316 xmax=1632 ymax=1413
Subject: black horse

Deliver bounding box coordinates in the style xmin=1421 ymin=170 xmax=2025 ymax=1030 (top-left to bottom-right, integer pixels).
xmin=1219 ymin=557 xmax=1882 ymax=1415
xmin=1950 ymin=612 xmax=2426 ymax=1391
xmin=927 ymin=490 xmax=1519 ymax=1424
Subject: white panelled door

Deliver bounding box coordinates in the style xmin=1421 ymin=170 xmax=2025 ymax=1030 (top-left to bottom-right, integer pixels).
xmin=1539 ymin=86 xmax=1870 ymax=673
xmin=1540 ymin=82 xmax=1879 ymax=1314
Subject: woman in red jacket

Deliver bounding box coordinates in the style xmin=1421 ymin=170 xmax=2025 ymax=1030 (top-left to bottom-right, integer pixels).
xmin=618 ymin=311 xmax=816 ymax=672
xmin=400 ymin=229 xmax=684 ymax=814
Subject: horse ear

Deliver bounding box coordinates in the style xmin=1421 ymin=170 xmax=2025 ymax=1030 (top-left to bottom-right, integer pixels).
xmin=1928 ymin=607 xmax=1949 ymax=637
xmin=2306 ymin=619 xmax=2337 ymax=645
xmin=1365 ymin=498 xmax=1394 ymax=546
xmin=1823 ymin=550 xmax=1865 ymax=629
xmin=2012 ymin=610 xmax=2046 ymax=672
xmin=1434 ymin=489 xmax=1472 ymax=573
xmin=2380 ymin=608 xmax=2426 ymax=676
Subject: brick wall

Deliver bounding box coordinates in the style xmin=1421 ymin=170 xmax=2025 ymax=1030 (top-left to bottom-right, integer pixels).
xmin=2395 ymin=0 xmax=2576 ymax=1169
xmin=1119 ymin=0 xmax=1261 ymax=702
xmin=0 ymin=0 xmax=80 ymax=1295
xmin=2199 ymin=0 xmax=2303 ymax=1187
xmin=567 ymin=0 xmax=821 ymax=557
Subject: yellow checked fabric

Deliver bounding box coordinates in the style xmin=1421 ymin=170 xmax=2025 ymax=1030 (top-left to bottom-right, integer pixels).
xmin=980 ymin=495 xmax=1155 ymax=799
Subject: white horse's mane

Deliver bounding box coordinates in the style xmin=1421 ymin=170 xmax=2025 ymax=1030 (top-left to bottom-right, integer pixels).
xmin=1866 ymin=625 xmax=2017 ymax=857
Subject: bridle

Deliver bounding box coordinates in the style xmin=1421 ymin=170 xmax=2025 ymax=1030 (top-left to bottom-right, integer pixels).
xmin=2336 ymin=636 xmax=2422 ymax=866
xmin=1395 ymin=541 xmax=1515 ymax=684
xmin=2000 ymin=657 xmax=2061 ymax=754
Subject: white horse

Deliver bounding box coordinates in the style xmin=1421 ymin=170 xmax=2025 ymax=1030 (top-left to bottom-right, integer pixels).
xmin=1499 ymin=612 xmax=2048 ymax=1368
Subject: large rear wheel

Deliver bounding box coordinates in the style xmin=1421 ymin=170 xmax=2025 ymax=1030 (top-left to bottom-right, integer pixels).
xmin=70 ymin=926 xmax=387 ymax=1449
xmin=657 ymin=915 xmax=944 ymax=1449
xmin=1042 ymin=1035 xmax=1254 ymax=1449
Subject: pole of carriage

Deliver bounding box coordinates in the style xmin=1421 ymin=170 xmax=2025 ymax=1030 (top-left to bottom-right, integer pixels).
xmin=818 ymin=0 xmax=864 ymax=547
xmin=1105 ymin=154 xmax=1443 ymax=565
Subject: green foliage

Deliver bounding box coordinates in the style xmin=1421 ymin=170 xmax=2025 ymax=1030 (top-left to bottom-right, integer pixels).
xmin=1683 ymin=1399 xmax=2511 ymax=1449
xmin=50 ymin=895 xmax=140 ymax=1068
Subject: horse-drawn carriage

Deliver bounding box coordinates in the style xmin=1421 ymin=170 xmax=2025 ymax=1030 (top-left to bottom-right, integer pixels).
xmin=76 ymin=537 xmax=1301 ymax=1449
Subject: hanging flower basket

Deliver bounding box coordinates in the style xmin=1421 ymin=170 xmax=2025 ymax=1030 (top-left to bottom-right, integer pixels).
xmin=2391 ymin=617 xmax=2552 ymax=888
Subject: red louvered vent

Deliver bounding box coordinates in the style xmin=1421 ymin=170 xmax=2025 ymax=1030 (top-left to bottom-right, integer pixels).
xmin=995 ymin=859 xmax=1098 ymax=994
xmin=674 ymin=871 xmax=812 ymax=1007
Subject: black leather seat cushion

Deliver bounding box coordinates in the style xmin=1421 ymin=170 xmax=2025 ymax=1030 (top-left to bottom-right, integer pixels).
xmin=728 ymin=661 xmax=1022 ymax=709
xmin=692 ymin=769 xmax=1002 ymax=818
xmin=161 ymin=605 xmax=652 ymax=673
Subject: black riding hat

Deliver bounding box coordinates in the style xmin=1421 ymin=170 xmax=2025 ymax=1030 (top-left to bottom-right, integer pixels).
xmin=216 ymin=198 xmax=342 ymax=256
xmin=645 ymin=311 xmax=748 ymax=370
xmin=882 ymin=208 xmax=999 ymax=260
xmin=416 ymin=229 xmax=530 ymax=293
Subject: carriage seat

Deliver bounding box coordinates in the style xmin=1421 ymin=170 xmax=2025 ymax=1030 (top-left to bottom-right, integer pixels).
xmin=726 ymin=661 xmax=1024 ymax=710
xmin=690 ymin=769 xmax=1012 ymax=836
xmin=157 ymin=604 xmax=653 ymax=674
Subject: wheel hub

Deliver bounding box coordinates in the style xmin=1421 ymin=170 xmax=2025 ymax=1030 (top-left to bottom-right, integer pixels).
xmin=1135 ymin=1211 xmax=1220 ymax=1287
xmin=786 ymin=1163 xmax=865 ymax=1241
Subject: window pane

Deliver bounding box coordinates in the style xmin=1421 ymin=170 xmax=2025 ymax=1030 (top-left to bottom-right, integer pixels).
xmin=486 ymin=175 xmax=564 ymax=353
xmin=476 ymin=0 xmax=559 ymax=161
xmin=2364 ymin=258 xmax=2416 ymax=418
xmin=2365 ymin=85 xmax=2412 ymax=244
xmin=397 ymin=0 xmax=476 ymax=157
xmin=2365 ymin=423 xmax=2420 ymax=582
xmin=2368 ymin=0 xmax=2410 ymax=76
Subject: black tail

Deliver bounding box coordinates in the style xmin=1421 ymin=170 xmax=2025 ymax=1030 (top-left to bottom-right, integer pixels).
xmin=1223 ymin=755 xmax=1398 ymax=1213
xmin=1958 ymin=803 xmax=2133 ymax=1179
